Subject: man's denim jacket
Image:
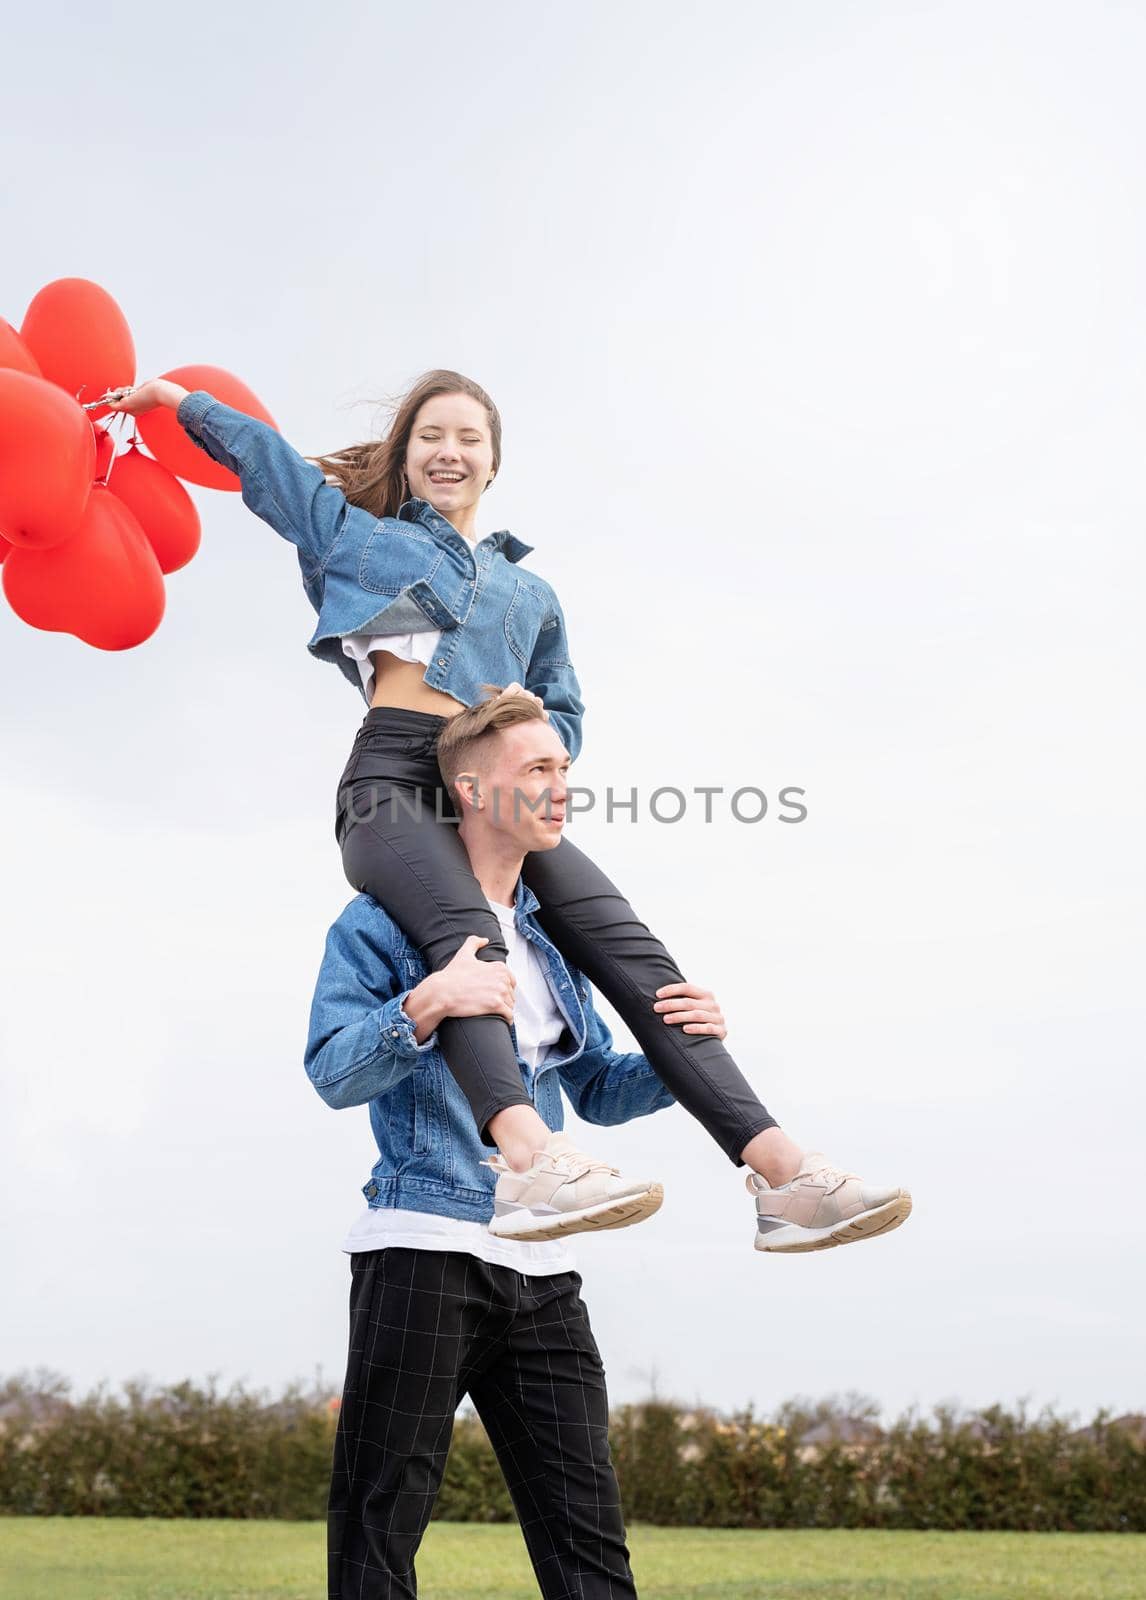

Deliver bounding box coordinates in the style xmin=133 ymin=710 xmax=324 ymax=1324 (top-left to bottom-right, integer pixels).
xmin=305 ymin=877 xmax=675 ymax=1223
xmin=176 ymin=391 xmax=586 ymax=759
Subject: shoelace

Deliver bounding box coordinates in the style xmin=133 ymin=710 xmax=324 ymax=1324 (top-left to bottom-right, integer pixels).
xmin=545 ymin=1150 xmax=620 ymax=1179
xmin=798 ymin=1161 xmax=858 ymax=1193
xmin=747 ymin=1159 xmax=859 ymax=1196
xmin=484 ymin=1149 xmax=620 ymax=1180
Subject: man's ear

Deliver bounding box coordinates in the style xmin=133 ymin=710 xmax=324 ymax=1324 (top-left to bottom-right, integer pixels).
xmin=454 ymin=771 xmax=483 ymax=812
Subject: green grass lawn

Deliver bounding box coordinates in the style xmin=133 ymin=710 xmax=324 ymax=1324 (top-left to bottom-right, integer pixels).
xmin=1 ymin=1520 xmax=1142 ymax=1599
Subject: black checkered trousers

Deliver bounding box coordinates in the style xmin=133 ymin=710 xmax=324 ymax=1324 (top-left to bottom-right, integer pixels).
xmin=328 ymin=1247 xmax=638 ymax=1599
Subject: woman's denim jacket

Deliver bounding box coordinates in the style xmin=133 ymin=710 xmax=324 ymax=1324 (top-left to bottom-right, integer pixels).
xmin=176 ymin=392 xmax=586 ymax=759
xmin=305 ymin=876 xmax=675 ymax=1223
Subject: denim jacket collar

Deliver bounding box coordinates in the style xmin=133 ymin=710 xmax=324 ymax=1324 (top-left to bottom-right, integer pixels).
xmin=398 ymin=497 xmax=535 ymax=565
xmin=487 ymin=876 xmax=583 ymax=1075
xmin=511 ymin=876 xmax=541 ymax=922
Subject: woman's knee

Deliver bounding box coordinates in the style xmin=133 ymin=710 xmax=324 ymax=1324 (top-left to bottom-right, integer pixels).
xmin=424 ymin=910 xmax=509 ymax=972
xmin=334 ymin=800 xmax=511 ymax=968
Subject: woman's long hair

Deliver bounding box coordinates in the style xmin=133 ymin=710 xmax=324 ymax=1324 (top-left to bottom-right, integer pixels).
xmin=308 ymin=369 xmax=502 ymax=519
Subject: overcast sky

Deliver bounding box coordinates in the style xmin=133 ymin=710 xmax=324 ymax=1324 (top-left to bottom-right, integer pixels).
xmin=2 ymin=0 xmax=1143 ymax=1425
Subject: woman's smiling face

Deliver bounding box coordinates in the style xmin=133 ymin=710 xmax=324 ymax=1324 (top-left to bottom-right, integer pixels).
xmin=404 ymin=392 xmax=496 ymax=536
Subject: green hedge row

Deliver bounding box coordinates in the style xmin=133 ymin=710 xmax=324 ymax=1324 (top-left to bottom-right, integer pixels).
xmin=2 ymin=1375 xmax=1142 ymax=1529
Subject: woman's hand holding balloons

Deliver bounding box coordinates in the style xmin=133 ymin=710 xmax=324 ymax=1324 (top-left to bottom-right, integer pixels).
xmin=101 ymin=377 xmax=190 ymax=416
xmin=1 ymin=275 xmax=276 ymax=651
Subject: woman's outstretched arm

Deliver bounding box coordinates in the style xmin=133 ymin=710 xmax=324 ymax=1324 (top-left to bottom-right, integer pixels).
xmin=104 ymin=378 xmax=350 ymax=576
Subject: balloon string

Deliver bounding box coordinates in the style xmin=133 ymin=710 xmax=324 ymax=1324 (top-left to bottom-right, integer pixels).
xmin=88 ymin=401 xmax=138 ymax=488
xmin=99 ymin=430 xmax=117 ymax=490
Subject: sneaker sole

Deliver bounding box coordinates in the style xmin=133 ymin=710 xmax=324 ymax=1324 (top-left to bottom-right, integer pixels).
xmin=489 ymin=1183 xmax=665 ymax=1243
xmin=754 ymin=1191 xmax=913 ymax=1254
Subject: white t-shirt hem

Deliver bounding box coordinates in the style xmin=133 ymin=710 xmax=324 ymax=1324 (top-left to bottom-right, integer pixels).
xmin=341 ymin=1206 xmax=576 ymax=1276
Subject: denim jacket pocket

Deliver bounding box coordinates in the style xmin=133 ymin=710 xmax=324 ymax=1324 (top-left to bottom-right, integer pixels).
xmin=503 ymin=578 xmax=549 ymax=667
xmin=359 ymin=528 xmax=445 ymax=596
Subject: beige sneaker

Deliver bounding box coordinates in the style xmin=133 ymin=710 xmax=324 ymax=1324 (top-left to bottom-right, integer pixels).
xmin=749 ymin=1151 xmax=912 ymax=1253
xmin=485 ymin=1133 xmax=664 ymax=1242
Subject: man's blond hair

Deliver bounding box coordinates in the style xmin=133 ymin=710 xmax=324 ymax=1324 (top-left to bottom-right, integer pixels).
xmin=436 ymin=686 xmax=547 ymax=797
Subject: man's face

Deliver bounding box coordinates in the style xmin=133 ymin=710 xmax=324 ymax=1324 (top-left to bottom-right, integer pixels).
xmin=465 ymin=720 xmax=571 ymax=853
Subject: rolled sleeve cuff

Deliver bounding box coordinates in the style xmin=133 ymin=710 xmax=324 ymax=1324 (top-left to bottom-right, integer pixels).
xmin=546 ymin=709 xmax=581 ymax=763
xmin=631 ymin=1061 xmax=676 ymax=1111
xmin=176 ymin=389 xmax=220 ymax=446
xmin=381 ymin=991 xmax=439 ymax=1058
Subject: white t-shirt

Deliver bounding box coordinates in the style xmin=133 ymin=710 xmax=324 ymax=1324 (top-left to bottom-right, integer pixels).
xmin=342 ymin=893 xmax=576 ymax=1275
xmin=341 ymin=629 xmax=443 ymax=698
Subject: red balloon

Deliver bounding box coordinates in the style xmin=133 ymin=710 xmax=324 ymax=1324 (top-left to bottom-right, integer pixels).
xmin=20 ymin=278 xmax=136 ymax=421
xmin=0 ymin=532 xmax=12 ymax=564
xmin=136 ymin=364 xmax=277 ymax=491
xmin=3 ymin=486 xmax=165 ymax=650
xmin=0 ymin=318 xmax=41 ymax=376
xmin=108 ymin=445 xmax=202 ymax=573
xmin=0 ymin=370 xmax=96 ymax=548
xmin=93 ymin=425 xmax=116 ymax=483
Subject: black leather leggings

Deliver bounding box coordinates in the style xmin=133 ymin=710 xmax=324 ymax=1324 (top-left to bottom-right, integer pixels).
xmin=336 ymin=707 xmax=778 ymax=1161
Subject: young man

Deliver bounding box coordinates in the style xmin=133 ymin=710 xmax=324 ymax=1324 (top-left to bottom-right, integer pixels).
xmin=308 ymin=689 xmax=907 ymax=1597
xmin=306 ymin=691 xmax=722 ymax=1598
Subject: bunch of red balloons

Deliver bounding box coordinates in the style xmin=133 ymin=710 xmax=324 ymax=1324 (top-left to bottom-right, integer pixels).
xmin=0 ymin=278 xmax=277 ymax=650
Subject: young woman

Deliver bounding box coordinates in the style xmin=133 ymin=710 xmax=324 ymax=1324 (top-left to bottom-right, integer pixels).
xmin=105 ymin=371 xmax=910 ymax=1254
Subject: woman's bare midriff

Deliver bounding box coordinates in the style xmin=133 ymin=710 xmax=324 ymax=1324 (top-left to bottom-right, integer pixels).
xmin=368 ymin=652 xmax=468 ymax=717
